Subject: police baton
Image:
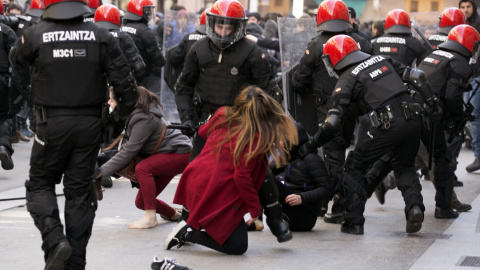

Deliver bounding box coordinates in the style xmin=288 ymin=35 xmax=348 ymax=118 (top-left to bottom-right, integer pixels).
xmin=167 ymin=123 xmax=196 ymax=131
xmin=413 ymin=25 xmax=435 ymax=54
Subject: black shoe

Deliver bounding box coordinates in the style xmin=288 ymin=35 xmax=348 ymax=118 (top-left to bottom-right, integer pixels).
xmin=324 ymin=211 xmax=344 ymax=224
xmin=451 ymin=200 xmax=472 ymax=212
xmin=340 ymin=222 xmax=364 ymax=235
xmin=454 ymin=180 xmax=464 ymax=187
xmin=101 ymin=175 xmax=113 ymax=188
xmin=0 ymin=146 xmax=14 ymax=170
xmin=406 ymin=205 xmax=423 ymax=233
xmin=164 ymin=221 xmax=191 ymax=250
xmin=151 ymin=256 xmax=191 ymax=270
xmin=421 ymin=167 xmax=430 ymax=181
xmin=375 ymin=184 xmax=387 ymax=205
xmin=434 ymin=207 xmax=459 ymax=219
xmin=266 ymin=217 xmax=293 ymax=243
xmin=45 ymin=239 xmax=72 ymax=270
xmin=318 ymin=200 xmax=328 ymax=217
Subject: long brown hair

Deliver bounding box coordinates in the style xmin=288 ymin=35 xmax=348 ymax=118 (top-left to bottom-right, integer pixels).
xmin=135 ymin=86 xmax=162 ymax=114
xmin=211 ymin=86 xmax=298 ymax=167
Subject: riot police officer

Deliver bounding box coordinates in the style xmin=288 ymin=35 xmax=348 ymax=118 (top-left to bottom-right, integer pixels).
xmin=122 ymin=0 xmax=165 ymax=94
xmin=372 ymin=9 xmax=428 ymax=66
xmin=95 ymin=4 xmax=146 ymax=83
xmin=10 ymin=0 xmax=138 ymax=268
xmin=164 ymin=8 xmax=209 ymax=90
xmin=83 ymin=0 xmax=101 ymax=23
xmin=427 ymin=7 xmax=466 ymax=50
xmin=292 ymin=0 xmax=373 ymax=224
xmin=0 ymin=1 xmax=17 ymax=170
xmin=175 ymin=0 xmax=291 ymax=244
xmin=417 ymin=24 xmax=480 ymax=218
xmin=300 ymin=34 xmax=442 ymax=234
xmin=14 ymin=0 xmax=43 ymax=38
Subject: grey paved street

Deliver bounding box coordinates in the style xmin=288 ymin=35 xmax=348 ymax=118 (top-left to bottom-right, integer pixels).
xmin=1 ymin=140 xmax=479 ymax=270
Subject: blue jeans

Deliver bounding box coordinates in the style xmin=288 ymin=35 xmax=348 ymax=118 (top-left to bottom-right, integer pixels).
xmin=464 ymin=76 xmax=480 ymax=159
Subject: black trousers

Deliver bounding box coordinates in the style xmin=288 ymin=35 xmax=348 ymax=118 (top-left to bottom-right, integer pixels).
xmin=0 ymin=76 xmax=13 ymax=153
xmin=343 ymin=111 xmax=424 ymax=226
xmin=420 ymin=122 xmax=454 ymax=208
xmin=190 ymin=220 xmax=248 ymax=255
xmin=26 ymin=115 xmax=101 ymax=269
xmin=275 ymin=179 xmax=317 ymax=231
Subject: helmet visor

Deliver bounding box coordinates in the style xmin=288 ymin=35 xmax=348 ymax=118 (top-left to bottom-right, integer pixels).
xmin=207 ymin=16 xmax=245 ymax=49
xmin=471 ymin=41 xmax=480 ymax=64
xmin=143 ymin=6 xmax=155 ymax=27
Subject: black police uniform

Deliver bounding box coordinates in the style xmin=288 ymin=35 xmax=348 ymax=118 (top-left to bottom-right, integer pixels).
xmin=427 ymin=32 xmax=448 ymax=50
xmin=12 ymin=17 xmax=136 ymax=268
xmin=332 ymin=55 xmax=425 ymax=231
xmin=176 ymin=36 xmax=276 ymax=124
xmin=292 ymin=32 xmax=373 ymax=218
xmin=0 ymin=22 xmax=17 ymax=163
xmin=122 ymin=20 xmax=165 ymax=93
xmin=418 ymin=48 xmax=472 ymax=210
xmin=372 ymin=33 xmax=428 ymax=66
xmin=165 ymin=29 xmax=206 ymax=89
xmin=110 ymin=30 xmax=145 ymax=82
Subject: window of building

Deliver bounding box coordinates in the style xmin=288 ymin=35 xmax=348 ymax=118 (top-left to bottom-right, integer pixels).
xmin=431 ymin=1 xmax=439 ymax=11
xmin=411 ymin=1 xmax=418 ymax=12
xmin=275 ymin=0 xmax=282 ymax=6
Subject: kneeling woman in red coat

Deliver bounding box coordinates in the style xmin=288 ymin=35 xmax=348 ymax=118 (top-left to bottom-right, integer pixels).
xmin=164 ymin=86 xmax=298 ymax=255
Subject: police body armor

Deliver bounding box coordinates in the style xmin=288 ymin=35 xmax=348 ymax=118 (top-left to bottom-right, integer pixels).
xmin=122 ymin=20 xmax=164 ymax=76
xmin=428 ymin=33 xmax=448 ymax=50
xmin=194 ymin=37 xmax=255 ymax=108
xmin=28 ymin=21 xmax=110 ymax=108
xmin=372 ymin=34 xmax=422 ymax=66
xmin=14 ymin=15 xmax=37 ymax=38
xmin=337 ymin=55 xmax=409 ymax=110
xmin=418 ymin=49 xmax=470 ymax=116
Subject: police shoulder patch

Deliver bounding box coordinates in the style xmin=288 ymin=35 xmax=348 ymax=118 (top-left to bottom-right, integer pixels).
xmin=261 ymin=53 xmax=266 ymax=59
xmin=335 ymin=87 xmax=341 ymax=93
xmin=306 ymin=49 xmax=310 ymax=55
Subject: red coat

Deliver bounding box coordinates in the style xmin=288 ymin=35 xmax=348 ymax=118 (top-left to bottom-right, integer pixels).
xmin=173 ymin=107 xmax=267 ymax=245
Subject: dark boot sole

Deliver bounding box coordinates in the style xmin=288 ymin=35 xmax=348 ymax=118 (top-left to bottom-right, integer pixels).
xmin=406 ymin=211 xmax=423 ymax=233
xmin=45 ymin=242 xmax=72 ymax=270
xmin=276 ymin=230 xmax=293 ymax=243
xmin=341 ymin=225 xmax=364 ymax=235
xmin=0 ymin=151 xmax=14 ymax=170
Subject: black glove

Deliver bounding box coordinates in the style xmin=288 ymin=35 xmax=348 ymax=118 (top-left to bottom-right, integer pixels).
xmin=181 ymin=119 xmax=197 ymax=137
xmin=297 ymin=140 xmax=319 ymax=159
xmin=425 ymin=96 xmax=443 ymax=123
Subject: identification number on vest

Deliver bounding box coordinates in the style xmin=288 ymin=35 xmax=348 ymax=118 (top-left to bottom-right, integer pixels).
xmin=53 ymin=48 xmax=87 ymax=58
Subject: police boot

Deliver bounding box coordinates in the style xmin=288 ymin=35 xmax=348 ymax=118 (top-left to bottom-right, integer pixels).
xmin=0 ymin=146 xmax=14 ymax=170
xmin=259 ymin=170 xmax=292 ymax=243
xmin=324 ymin=194 xmax=345 ymax=224
xmin=406 ymin=205 xmax=423 ymax=233
xmin=434 ymin=207 xmax=459 ymax=219
xmin=45 ymin=239 xmax=72 ymax=270
xmin=450 ymin=198 xmax=472 ymax=212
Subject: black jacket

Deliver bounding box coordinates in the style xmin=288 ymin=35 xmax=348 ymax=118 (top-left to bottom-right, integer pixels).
xmin=282 ymin=152 xmax=332 ymax=216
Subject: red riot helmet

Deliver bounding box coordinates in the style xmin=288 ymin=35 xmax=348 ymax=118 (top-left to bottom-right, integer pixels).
xmin=0 ymin=2 xmax=3 ymax=15
xmin=26 ymin=0 xmax=44 ymax=17
xmin=438 ymin=8 xmax=466 ymax=35
xmin=316 ymin=0 xmax=352 ymax=33
xmin=206 ymin=0 xmax=247 ymax=49
xmin=43 ymin=0 xmax=91 ymax=20
xmin=384 ymin=9 xmax=412 ymax=34
xmin=439 ymin=24 xmax=480 ymax=61
xmin=323 ymin=34 xmax=370 ymax=72
xmin=124 ymin=0 xmax=155 ymax=24
xmin=95 ymin=4 xmax=121 ymax=30
xmin=196 ymin=8 xmax=210 ymax=34
xmin=88 ymin=0 xmax=102 ymax=13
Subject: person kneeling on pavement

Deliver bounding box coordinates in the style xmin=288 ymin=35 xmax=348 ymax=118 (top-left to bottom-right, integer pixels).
xmin=164 ymin=86 xmax=297 ymax=255
xmin=96 ymin=86 xmax=192 ymax=229
xmin=275 ymin=123 xmax=333 ymax=231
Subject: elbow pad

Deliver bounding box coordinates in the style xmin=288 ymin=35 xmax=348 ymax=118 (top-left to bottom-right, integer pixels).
xmin=311 ymin=108 xmax=343 ymax=147
xmin=132 ymin=60 xmax=146 ymax=82
xmin=113 ymin=74 xmax=139 ymax=118
xmin=402 ymin=67 xmax=427 ymax=89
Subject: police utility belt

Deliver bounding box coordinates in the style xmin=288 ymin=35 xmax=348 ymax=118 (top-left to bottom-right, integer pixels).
xmin=35 ymin=105 xmax=102 ymax=125
xmin=368 ymin=102 xmax=423 ymax=129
